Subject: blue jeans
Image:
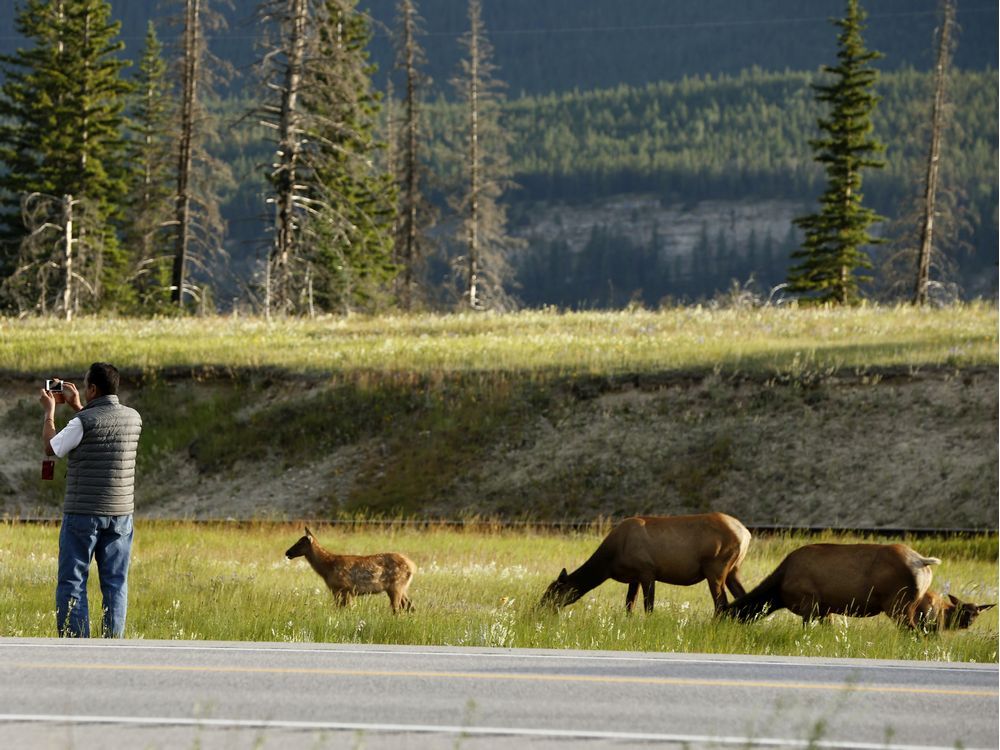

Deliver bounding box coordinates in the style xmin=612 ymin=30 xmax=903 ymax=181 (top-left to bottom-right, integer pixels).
xmin=56 ymin=514 xmax=133 ymax=638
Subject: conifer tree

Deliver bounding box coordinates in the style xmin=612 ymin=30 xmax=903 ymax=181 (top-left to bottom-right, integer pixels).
xmin=256 ymin=0 xmax=394 ymax=315
xmin=170 ymin=0 xmax=231 ymax=310
xmin=123 ymin=22 xmax=175 ymax=311
xmin=303 ymin=0 xmax=395 ymax=314
xmin=449 ymin=0 xmax=520 ymax=311
xmin=0 ymin=0 xmax=132 ymax=314
xmin=171 ymin=0 xmax=200 ymax=308
xmin=258 ymin=0 xmax=308 ymax=316
xmin=788 ymin=0 xmax=885 ymax=304
xmin=393 ymin=0 xmax=435 ymax=310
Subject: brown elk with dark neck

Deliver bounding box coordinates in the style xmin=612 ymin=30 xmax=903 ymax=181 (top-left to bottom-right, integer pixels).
xmin=724 ymin=542 xmax=992 ymax=628
xmin=540 ymin=513 xmax=751 ymax=613
xmin=285 ymin=527 xmax=416 ymax=613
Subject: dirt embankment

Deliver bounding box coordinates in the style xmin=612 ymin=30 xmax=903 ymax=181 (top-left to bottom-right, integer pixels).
xmin=2 ymin=367 xmax=997 ymax=529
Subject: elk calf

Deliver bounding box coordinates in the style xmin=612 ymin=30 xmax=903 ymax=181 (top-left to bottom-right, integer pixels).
xmin=285 ymin=527 xmax=415 ymax=613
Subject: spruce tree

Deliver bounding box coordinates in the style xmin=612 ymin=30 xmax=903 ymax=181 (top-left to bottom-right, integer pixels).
xmin=0 ymin=0 xmax=132 ymax=314
xmin=303 ymin=0 xmax=395 ymax=314
xmin=393 ymin=0 xmax=435 ymax=310
xmin=449 ymin=0 xmax=520 ymax=311
xmin=258 ymin=0 xmax=309 ymax=315
xmin=169 ymin=0 xmax=231 ymax=311
xmin=123 ymin=22 xmax=175 ymax=311
xmin=788 ymin=0 xmax=885 ymax=304
xmin=256 ymin=0 xmax=394 ymax=315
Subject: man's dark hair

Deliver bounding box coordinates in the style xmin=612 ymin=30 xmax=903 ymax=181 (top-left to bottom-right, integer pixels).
xmin=87 ymin=362 xmax=120 ymax=396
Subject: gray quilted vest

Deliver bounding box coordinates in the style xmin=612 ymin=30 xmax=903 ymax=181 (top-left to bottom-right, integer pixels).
xmin=64 ymin=395 xmax=143 ymax=515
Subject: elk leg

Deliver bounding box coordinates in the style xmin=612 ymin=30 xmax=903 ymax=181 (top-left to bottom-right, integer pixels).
xmin=897 ymin=588 xmax=922 ymax=630
xmin=902 ymin=602 xmax=922 ymax=630
xmin=641 ymin=580 xmax=655 ymax=613
xmin=702 ymin=561 xmax=732 ymax=612
xmin=726 ymin=569 xmax=747 ymax=599
xmin=707 ymin=577 xmax=729 ymax=612
xmin=625 ymin=582 xmax=640 ymax=614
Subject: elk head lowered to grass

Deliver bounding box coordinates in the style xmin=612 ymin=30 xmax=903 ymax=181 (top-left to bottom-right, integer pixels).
xmin=723 ymin=542 xmax=967 ymax=628
xmin=285 ymin=526 xmax=416 ymax=613
xmin=540 ymin=512 xmax=752 ymax=613
xmin=915 ymin=590 xmax=995 ymax=632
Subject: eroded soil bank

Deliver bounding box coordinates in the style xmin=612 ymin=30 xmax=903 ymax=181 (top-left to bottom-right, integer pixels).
xmin=2 ymin=366 xmax=996 ymax=529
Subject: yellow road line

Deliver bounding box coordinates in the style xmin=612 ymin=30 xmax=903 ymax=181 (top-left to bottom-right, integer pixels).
xmin=6 ymin=662 xmax=996 ymax=698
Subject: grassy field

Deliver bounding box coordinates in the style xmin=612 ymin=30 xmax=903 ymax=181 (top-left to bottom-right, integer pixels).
xmin=1 ymin=522 xmax=996 ymax=662
xmin=2 ymin=308 xmax=995 ymax=655
xmin=1 ymin=304 xmax=996 ymax=377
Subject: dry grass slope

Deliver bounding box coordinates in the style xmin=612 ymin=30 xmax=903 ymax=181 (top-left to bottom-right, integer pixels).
xmin=1 ymin=306 xmax=996 ymax=526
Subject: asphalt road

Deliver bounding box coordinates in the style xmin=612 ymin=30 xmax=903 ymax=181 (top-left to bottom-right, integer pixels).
xmin=0 ymin=638 xmax=995 ymax=749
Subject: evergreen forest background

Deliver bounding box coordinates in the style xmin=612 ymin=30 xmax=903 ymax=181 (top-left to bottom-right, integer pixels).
xmin=0 ymin=0 xmax=997 ymax=311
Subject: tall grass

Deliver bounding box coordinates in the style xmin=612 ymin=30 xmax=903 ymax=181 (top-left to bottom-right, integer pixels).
xmin=1 ymin=305 xmax=996 ymax=377
xmin=1 ymin=522 xmax=995 ymax=662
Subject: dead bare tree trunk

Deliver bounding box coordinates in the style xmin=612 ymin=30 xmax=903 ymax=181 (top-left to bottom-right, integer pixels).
xmin=449 ymin=0 xmax=520 ymax=311
xmin=385 ymin=78 xmax=399 ymax=271
xmin=171 ymin=0 xmax=200 ymax=307
xmin=397 ymin=0 xmax=422 ymax=311
xmin=913 ymin=0 xmax=955 ymax=306
xmin=62 ymin=194 xmax=73 ymax=321
xmin=465 ymin=15 xmax=480 ymax=309
xmin=269 ymin=0 xmax=308 ymax=318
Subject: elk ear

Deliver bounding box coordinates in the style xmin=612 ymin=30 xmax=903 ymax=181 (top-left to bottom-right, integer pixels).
xmin=978 ymin=603 xmax=996 ymax=612
xmin=558 ymin=568 xmax=568 ymax=582
xmin=948 ymin=594 xmax=962 ymax=606
xmin=304 ymin=525 xmax=314 ymax=539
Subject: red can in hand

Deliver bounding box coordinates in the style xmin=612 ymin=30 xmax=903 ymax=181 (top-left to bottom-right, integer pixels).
xmin=41 ymin=458 xmax=55 ymax=481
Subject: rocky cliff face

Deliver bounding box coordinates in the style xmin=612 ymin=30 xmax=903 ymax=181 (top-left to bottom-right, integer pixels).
xmin=522 ymin=196 xmax=805 ymax=262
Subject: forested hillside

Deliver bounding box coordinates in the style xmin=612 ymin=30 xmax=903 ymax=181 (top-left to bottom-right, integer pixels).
xmin=494 ymin=68 xmax=999 ymax=302
xmin=218 ymin=68 xmax=998 ymax=304
xmin=0 ymin=1 xmax=996 ymax=309
xmin=476 ymin=69 xmax=997 ymax=208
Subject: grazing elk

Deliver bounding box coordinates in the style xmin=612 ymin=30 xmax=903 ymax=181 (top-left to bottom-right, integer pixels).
xmin=540 ymin=513 xmax=751 ymax=613
xmin=285 ymin=527 xmax=415 ymax=613
xmin=915 ymin=590 xmax=995 ymax=632
xmin=724 ymin=542 xmax=944 ymax=628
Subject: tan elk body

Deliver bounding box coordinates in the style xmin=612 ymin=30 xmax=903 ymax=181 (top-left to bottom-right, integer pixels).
xmin=540 ymin=512 xmax=751 ymax=613
xmin=726 ymin=543 xmax=948 ymax=627
xmin=285 ymin=527 xmax=415 ymax=613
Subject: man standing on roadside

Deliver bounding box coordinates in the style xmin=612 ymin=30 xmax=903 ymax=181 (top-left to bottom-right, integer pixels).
xmin=40 ymin=362 xmax=142 ymax=638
